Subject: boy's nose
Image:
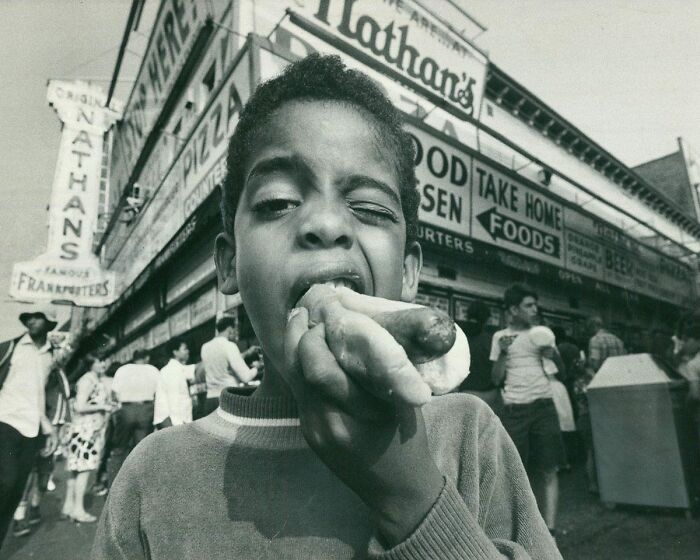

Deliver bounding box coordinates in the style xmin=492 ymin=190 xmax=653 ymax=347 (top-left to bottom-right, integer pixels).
xmin=297 ymin=201 xmax=353 ymax=250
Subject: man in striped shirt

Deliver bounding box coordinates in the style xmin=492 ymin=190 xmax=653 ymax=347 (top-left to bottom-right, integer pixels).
xmin=587 ymin=316 xmax=626 ymax=372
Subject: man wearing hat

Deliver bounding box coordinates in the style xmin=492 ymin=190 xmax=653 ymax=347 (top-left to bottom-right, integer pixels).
xmin=0 ymin=306 xmax=60 ymax=546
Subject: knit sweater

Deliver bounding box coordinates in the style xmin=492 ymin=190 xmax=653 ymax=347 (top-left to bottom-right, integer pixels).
xmin=92 ymin=389 xmax=561 ymax=559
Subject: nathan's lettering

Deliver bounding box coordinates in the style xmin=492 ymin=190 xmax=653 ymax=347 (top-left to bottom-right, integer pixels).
xmin=314 ymin=0 xmax=478 ymax=115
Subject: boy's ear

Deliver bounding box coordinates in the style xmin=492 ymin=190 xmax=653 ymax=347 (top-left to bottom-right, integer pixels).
xmin=214 ymin=233 xmax=238 ymax=295
xmin=400 ymin=241 xmax=422 ymax=303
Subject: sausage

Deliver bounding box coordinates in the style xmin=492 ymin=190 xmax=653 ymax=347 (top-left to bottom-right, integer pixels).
xmin=298 ymin=285 xmax=470 ymax=401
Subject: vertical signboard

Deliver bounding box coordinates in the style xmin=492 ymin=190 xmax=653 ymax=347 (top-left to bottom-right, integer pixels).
xmin=10 ymin=81 xmax=121 ymax=306
xmin=111 ymin=51 xmax=252 ymax=295
xmin=111 ymin=0 xmax=210 ymax=186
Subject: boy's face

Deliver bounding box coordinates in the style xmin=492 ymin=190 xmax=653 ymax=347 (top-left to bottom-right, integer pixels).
xmin=509 ymin=296 xmax=538 ymax=328
xmin=217 ymin=100 xmax=421 ymax=376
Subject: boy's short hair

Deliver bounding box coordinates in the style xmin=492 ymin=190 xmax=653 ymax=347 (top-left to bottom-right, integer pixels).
xmin=682 ymin=321 xmax=700 ymax=341
xmin=467 ymin=300 xmax=490 ymax=326
xmin=216 ymin=316 xmax=236 ymax=333
xmin=221 ymin=53 xmax=420 ymax=247
xmin=503 ymin=284 xmax=537 ymax=310
xmin=167 ymin=337 xmax=188 ymax=356
xmin=132 ymin=348 xmax=150 ymax=362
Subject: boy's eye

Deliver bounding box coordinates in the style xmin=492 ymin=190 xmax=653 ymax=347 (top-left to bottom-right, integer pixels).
xmin=348 ymin=201 xmax=399 ymax=224
xmin=251 ymin=198 xmax=299 ymax=217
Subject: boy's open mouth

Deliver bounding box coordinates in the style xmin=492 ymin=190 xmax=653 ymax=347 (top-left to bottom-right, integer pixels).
xmin=291 ymin=272 xmax=365 ymax=310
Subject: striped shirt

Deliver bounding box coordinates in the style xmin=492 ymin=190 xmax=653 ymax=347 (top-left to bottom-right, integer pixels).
xmin=588 ymin=330 xmax=625 ymax=372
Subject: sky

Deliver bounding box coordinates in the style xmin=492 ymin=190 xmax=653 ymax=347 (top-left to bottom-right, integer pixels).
xmin=0 ymin=0 xmax=698 ymax=340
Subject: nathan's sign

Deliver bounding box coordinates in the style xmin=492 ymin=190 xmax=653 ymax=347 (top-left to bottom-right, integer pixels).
xmin=10 ymin=81 xmax=120 ymax=306
xmin=112 ymin=0 xmax=209 ymax=185
xmin=293 ymin=0 xmax=487 ymax=118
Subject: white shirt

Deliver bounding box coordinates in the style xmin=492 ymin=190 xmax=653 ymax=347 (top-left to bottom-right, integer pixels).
xmin=490 ymin=327 xmax=553 ymax=405
xmin=0 ymin=334 xmax=53 ymax=437
xmin=201 ymin=336 xmax=257 ymax=398
xmin=112 ymin=363 xmax=159 ymax=403
xmin=153 ymin=359 xmax=195 ymax=426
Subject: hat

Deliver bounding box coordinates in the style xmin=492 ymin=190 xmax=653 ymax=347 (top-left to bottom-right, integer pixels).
xmin=19 ymin=305 xmax=58 ymax=329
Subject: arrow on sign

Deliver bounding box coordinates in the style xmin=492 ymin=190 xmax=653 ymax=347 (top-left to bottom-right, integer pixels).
xmin=476 ymin=207 xmax=561 ymax=259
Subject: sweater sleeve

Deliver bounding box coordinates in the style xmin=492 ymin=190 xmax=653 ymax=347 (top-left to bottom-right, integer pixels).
xmin=368 ymin=405 xmax=562 ymax=560
xmin=92 ymin=444 xmax=150 ymax=559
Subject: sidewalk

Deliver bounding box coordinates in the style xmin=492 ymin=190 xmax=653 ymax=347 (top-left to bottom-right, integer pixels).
xmin=2 ymin=458 xmax=700 ymax=559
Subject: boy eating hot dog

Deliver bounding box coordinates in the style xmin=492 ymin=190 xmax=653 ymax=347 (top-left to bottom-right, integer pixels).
xmin=93 ymin=54 xmax=561 ymax=559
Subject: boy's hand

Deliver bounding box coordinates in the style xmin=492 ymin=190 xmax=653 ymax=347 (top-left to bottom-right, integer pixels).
xmin=284 ymin=307 xmax=444 ymax=547
xmin=499 ymin=335 xmax=514 ymax=351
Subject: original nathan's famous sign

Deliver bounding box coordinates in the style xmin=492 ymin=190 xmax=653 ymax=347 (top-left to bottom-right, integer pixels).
xmin=292 ymin=0 xmax=488 ymax=119
xmin=10 ymin=81 xmax=120 ymax=307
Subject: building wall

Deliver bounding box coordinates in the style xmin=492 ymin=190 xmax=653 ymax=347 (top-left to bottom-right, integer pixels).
xmin=89 ymin=0 xmax=697 ymax=360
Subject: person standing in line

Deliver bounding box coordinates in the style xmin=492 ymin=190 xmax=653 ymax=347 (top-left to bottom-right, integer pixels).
xmin=11 ymin=360 xmax=70 ymax=537
xmin=61 ymin=354 xmax=116 ymax=523
xmin=491 ymin=284 xmax=566 ymax=538
xmin=677 ymin=322 xmax=700 ymax=447
xmin=91 ymin=360 xmax=122 ymax=497
xmin=0 ymin=307 xmax=61 ymax=547
xmin=586 ymin=316 xmax=625 ymax=373
xmin=107 ymin=349 xmax=159 ymax=486
xmin=581 ymin=315 xmax=626 ymax=493
xmin=153 ymin=339 xmax=193 ymax=429
xmin=200 ymin=317 xmax=259 ymax=415
xmin=458 ymin=300 xmax=500 ymax=412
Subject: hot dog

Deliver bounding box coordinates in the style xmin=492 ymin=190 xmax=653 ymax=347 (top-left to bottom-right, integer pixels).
xmin=297 ymin=285 xmax=470 ymax=402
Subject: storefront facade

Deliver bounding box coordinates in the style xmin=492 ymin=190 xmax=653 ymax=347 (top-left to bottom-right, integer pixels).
xmin=85 ymin=0 xmax=699 ymax=363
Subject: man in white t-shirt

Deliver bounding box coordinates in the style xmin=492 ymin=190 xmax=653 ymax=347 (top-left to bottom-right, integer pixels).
xmin=0 ymin=307 xmax=60 ymax=545
xmin=200 ymin=316 xmax=259 ymax=415
xmin=490 ymin=284 xmax=565 ymax=538
xmin=108 ymin=349 xmax=159 ymax=486
xmin=153 ymin=339 xmax=194 ymax=428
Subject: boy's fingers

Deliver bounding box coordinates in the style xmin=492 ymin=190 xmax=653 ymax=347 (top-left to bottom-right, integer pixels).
xmin=283 ymin=307 xmax=310 ymax=399
xmin=297 ymin=324 xmax=387 ymax=421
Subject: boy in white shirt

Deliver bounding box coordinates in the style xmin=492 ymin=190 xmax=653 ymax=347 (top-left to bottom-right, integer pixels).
xmin=490 ymin=284 xmax=565 ymax=537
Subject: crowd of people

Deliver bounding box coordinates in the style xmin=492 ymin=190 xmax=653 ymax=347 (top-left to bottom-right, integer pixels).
xmin=2 ymin=54 xmax=700 ymax=558
xmin=0 ymin=311 xmax=261 ymax=544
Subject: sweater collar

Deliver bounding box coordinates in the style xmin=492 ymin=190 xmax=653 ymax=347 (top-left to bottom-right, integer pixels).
xmin=219 ymin=387 xmax=299 ymax=420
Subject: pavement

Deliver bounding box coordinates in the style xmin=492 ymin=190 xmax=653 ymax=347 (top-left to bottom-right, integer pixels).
xmin=2 ymin=458 xmax=699 ymax=559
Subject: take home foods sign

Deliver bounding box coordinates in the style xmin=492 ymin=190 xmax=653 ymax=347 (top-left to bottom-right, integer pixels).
xmin=295 ymin=0 xmax=488 ymax=119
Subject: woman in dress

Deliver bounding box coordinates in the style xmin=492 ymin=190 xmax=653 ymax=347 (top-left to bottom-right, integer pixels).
xmin=61 ymin=354 xmax=116 ymax=523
